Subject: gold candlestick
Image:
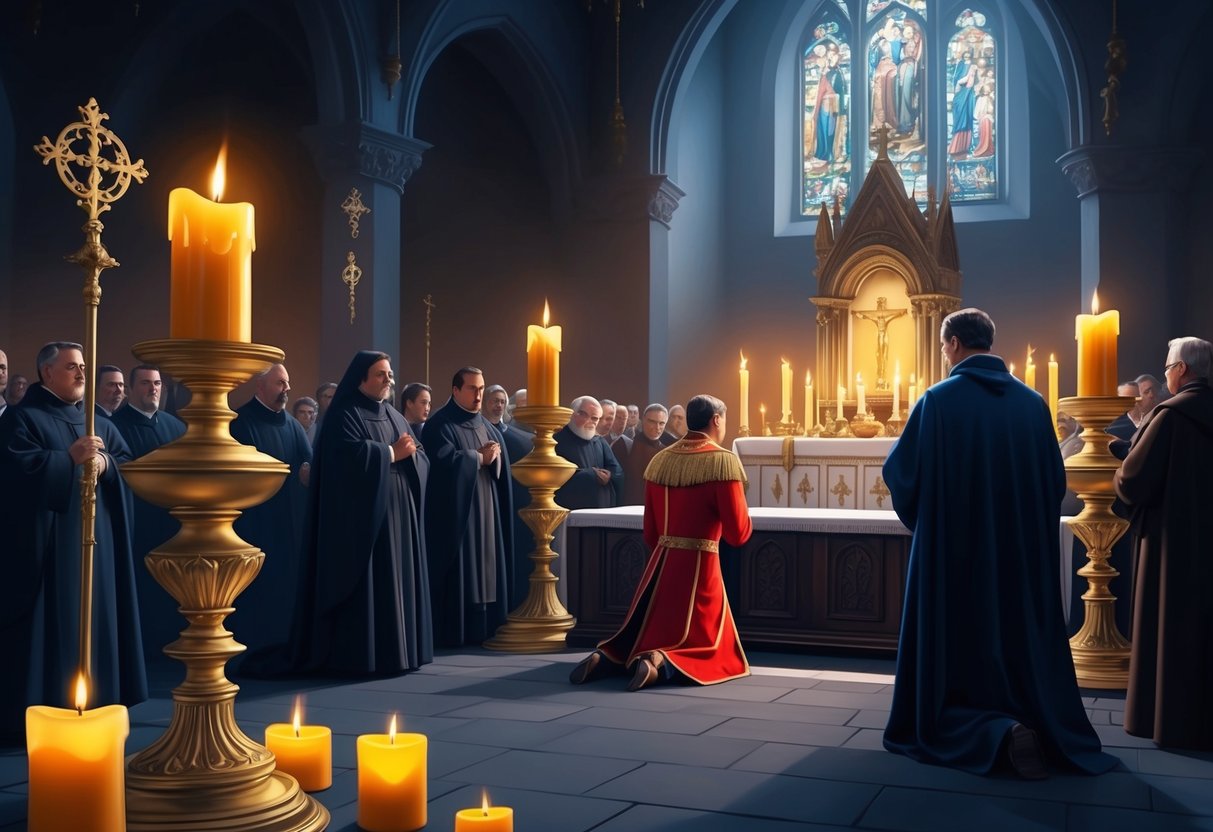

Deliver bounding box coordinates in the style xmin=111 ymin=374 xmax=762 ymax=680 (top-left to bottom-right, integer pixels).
xmin=484 ymin=404 xmax=579 ymax=653
xmin=1060 ymin=394 xmax=1134 ymax=689
xmin=120 ymin=339 xmax=327 ymax=831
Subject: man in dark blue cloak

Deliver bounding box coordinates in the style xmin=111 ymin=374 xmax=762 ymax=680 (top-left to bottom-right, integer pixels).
xmin=883 ymin=309 xmax=1116 ymax=778
xmin=0 ymin=342 xmax=146 ymax=742
xmin=425 ymin=367 xmax=513 ymax=646
xmin=110 ymin=364 xmax=186 ymax=657
xmin=289 ymin=351 xmax=431 ymax=675
xmin=228 ymin=363 xmax=312 ymax=653
xmin=554 ymin=396 xmax=623 ymax=509
xmin=484 ymin=384 xmax=534 ymax=607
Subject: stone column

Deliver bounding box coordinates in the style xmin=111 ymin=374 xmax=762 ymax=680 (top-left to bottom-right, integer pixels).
xmin=303 ymin=121 xmax=430 ymax=383
xmin=646 ymin=175 xmax=685 ymax=404
xmin=1058 ymin=147 xmax=1195 ymax=367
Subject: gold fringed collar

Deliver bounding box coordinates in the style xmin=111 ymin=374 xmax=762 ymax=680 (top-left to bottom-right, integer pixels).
xmin=643 ymin=432 xmax=747 ymax=488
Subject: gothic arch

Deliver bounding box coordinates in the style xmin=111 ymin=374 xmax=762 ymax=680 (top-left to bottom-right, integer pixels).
xmin=833 ymin=247 xmax=925 ymax=297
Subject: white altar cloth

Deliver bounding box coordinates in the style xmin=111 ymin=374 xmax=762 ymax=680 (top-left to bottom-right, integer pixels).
xmin=732 ymin=436 xmax=898 ymax=510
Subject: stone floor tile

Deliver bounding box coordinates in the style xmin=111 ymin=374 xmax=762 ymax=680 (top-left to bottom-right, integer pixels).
xmin=555 ymin=705 xmax=731 ymax=735
xmin=1067 ymin=804 xmax=1213 ymax=832
xmin=437 ymin=717 xmax=587 ymax=749
xmin=705 ymin=717 xmax=859 ymax=747
xmin=842 ymin=728 xmax=887 ymax=750
xmin=261 ymin=687 xmax=489 ymax=716
xmin=0 ymin=756 xmax=26 ymax=790
xmin=0 ymin=792 xmax=22 ymax=826
xmin=588 ymin=804 xmax=853 ymax=831
xmin=428 ymin=741 xmax=511 ymax=779
xmin=1138 ymin=750 xmax=1213 ymax=779
xmin=848 ymin=709 xmax=891 ymax=729
xmin=424 ymin=783 xmax=631 ymax=832
xmin=858 ymin=785 xmax=1065 ymax=831
xmin=539 ymin=686 xmax=697 ymax=712
xmin=1096 ymin=724 xmax=1160 ymax=749
xmin=1146 ymin=774 xmax=1213 ymax=816
xmin=812 ymin=680 xmax=891 ymax=693
xmin=775 ymin=687 xmax=894 ymax=710
xmin=587 ymin=761 xmax=879 ymax=826
xmin=644 ymin=682 xmax=795 ymax=703
xmin=440 ymin=699 xmax=589 ymax=722
xmin=732 ymin=673 xmax=822 ymax=689
xmin=439 ymin=748 xmax=643 ymax=794
xmin=679 ymin=698 xmax=858 ymax=726
xmin=538 ymin=725 xmax=762 ymax=767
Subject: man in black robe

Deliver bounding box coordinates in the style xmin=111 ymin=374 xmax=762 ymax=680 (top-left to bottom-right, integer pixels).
xmin=95 ymin=364 xmax=125 ymax=419
xmin=882 ymin=309 xmax=1115 ymax=778
xmin=288 ymin=351 xmax=431 ymax=676
xmin=401 ymin=382 xmax=432 ymax=437
xmin=425 ymin=367 xmax=513 ymax=646
xmin=110 ymin=365 xmax=187 ymax=657
xmin=485 ymin=384 xmax=534 ymax=606
xmin=620 ymin=404 xmax=667 ymax=506
xmin=228 ymin=363 xmax=312 ymax=653
xmin=0 ymin=342 xmax=146 ymax=742
xmin=554 ymin=396 xmax=623 ymax=509
xmin=1115 ymin=337 xmax=1213 ymax=749
xmin=661 ymin=404 xmax=688 ymax=446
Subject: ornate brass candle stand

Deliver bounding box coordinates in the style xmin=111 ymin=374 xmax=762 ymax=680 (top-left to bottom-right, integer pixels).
xmin=120 ymin=339 xmax=328 ymax=832
xmin=484 ymin=405 xmax=578 ymax=653
xmin=1059 ymin=394 xmax=1134 ymax=689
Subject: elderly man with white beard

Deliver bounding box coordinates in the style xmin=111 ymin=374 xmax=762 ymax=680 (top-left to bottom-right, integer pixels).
xmin=554 ymin=395 xmax=623 ymax=510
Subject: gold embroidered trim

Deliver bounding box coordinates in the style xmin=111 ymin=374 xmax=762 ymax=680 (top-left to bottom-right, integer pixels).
xmin=644 ymin=441 xmax=747 ymax=487
xmin=657 ymin=535 xmax=719 ymax=553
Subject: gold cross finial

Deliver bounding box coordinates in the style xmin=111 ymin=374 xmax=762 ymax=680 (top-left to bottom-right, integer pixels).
xmin=342 ymin=251 xmax=362 ymax=324
xmin=876 ymin=125 xmax=892 ymax=160
xmin=34 ymin=98 xmax=148 ymax=221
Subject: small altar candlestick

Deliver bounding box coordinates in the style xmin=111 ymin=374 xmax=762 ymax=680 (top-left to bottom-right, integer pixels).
xmin=892 ymin=360 xmax=901 ymax=419
xmin=856 ymin=373 xmax=866 ymax=417
xmin=836 ymin=384 xmax=845 ymax=421
xmin=804 ymin=371 xmax=813 ymax=432
xmin=908 ymin=374 xmax=917 ymax=411
xmin=739 ymin=351 xmax=749 ymax=433
xmin=1048 ymin=353 xmax=1060 ymax=430
xmin=1025 ymin=345 xmax=1037 ymax=391
xmin=780 ymin=358 xmax=792 ymax=423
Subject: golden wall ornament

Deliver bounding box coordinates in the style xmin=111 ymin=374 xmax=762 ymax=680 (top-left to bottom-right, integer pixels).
xmin=797 ymin=473 xmax=814 ymax=505
xmin=483 ymin=405 xmax=579 ymax=652
xmin=382 ymin=0 xmax=402 ymax=99
xmin=587 ymin=0 xmax=646 ymax=167
xmin=831 ymin=474 xmax=853 ymax=507
xmin=340 ymin=186 xmax=371 ymax=238
xmin=342 ymin=250 xmax=362 ymax=324
xmin=33 ymin=97 xmax=147 ymax=688
xmin=423 ymin=293 xmax=436 ymax=386
xmin=1100 ymin=0 xmax=1126 ymax=137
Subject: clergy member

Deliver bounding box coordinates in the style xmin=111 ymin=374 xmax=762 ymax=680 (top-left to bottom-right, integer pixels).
xmin=110 ymin=365 xmax=187 ymax=654
xmin=400 ymin=382 xmax=432 ymax=436
xmin=569 ymin=395 xmax=752 ymax=691
xmin=95 ymin=364 xmax=125 ymax=418
xmin=882 ymin=308 xmax=1115 ymax=779
xmin=228 ymin=363 xmax=312 ymax=652
xmin=0 ymin=342 xmax=146 ymax=742
xmin=288 ymin=351 xmax=431 ymax=676
xmin=661 ymin=404 xmax=688 ymax=446
xmin=425 ymin=367 xmax=513 ymax=646
xmin=554 ymin=396 xmax=623 ymax=509
xmin=620 ymin=404 xmax=667 ymax=506
xmin=292 ymin=396 xmax=319 ymax=443
xmin=4 ymin=375 xmax=26 ymax=409
xmin=0 ymin=348 xmax=8 ymax=418
xmin=1115 ymin=336 xmax=1213 ymax=750
xmin=484 ymin=383 xmax=534 ymax=606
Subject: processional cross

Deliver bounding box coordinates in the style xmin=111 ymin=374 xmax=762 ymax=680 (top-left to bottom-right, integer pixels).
xmin=852 ymin=296 xmax=907 ymax=390
xmin=423 ymin=293 xmax=436 ymax=386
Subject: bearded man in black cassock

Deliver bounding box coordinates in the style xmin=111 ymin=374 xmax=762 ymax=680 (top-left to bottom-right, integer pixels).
xmin=110 ymin=365 xmax=186 ymax=656
xmin=228 ymin=363 xmax=312 ymax=652
xmin=288 ymin=351 xmax=431 ymax=675
xmin=882 ymin=310 xmax=1115 ymax=779
xmin=425 ymin=367 xmax=513 ymax=646
xmin=0 ymin=342 xmax=146 ymax=743
xmin=554 ymin=396 xmax=623 ymax=509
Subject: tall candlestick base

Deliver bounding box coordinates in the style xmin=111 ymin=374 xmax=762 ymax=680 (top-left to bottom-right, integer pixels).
xmin=484 ymin=405 xmax=578 ymax=653
xmin=1059 ymin=395 xmax=1134 ymax=690
xmin=119 ymin=339 xmax=328 ymax=832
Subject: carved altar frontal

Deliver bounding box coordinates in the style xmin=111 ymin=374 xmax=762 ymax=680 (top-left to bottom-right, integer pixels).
xmin=733 ymin=436 xmax=897 ymax=510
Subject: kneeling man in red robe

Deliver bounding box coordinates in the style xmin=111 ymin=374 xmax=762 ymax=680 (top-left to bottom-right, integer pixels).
xmin=569 ymin=394 xmax=753 ymax=691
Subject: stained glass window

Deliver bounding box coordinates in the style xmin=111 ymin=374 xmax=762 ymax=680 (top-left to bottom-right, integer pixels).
xmin=866 ymin=0 xmax=926 ymax=22
xmin=866 ymin=9 xmax=927 ymax=204
xmin=802 ymin=17 xmax=852 ymax=213
xmin=945 ymin=9 xmax=997 ymax=201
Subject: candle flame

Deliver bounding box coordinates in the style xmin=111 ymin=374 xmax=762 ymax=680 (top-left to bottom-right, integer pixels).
xmin=781 ymin=357 xmax=789 ymax=368
xmin=759 ymin=403 xmax=766 ymax=413
xmin=739 ymin=350 xmax=747 ymax=371
xmin=1027 ymin=344 xmax=1035 ymax=365
xmin=806 ymin=371 xmax=812 ymax=384
xmin=74 ymin=673 xmax=88 ymax=714
xmin=482 ymin=789 xmax=491 ymax=814
xmin=388 ymin=714 xmax=397 ymax=743
xmin=1091 ymin=289 xmax=1100 ymax=315
xmin=910 ymin=373 xmax=916 ymax=383
xmin=292 ymin=697 xmax=302 ymax=737
xmin=856 ymin=372 xmax=863 ymax=384
xmin=543 ymin=299 xmax=550 ymax=327
xmin=210 ymin=143 xmax=228 ymax=201
xmin=1050 ymin=353 xmax=1056 ymax=362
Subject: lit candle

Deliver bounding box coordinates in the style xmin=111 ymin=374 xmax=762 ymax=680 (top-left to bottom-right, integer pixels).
xmin=1025 ymin=345 xmax=1036 ymax=391
xmin=892 ymin=360 xmax=901 ymax=419
xmin=804 ymin=371 xmax=813 ymax=429
xmin=1075 ymin=290 xmax=1119 ymax=396
xmin=836 ymin=384 xmax=845 ymax=420
xmin=168 ymin=145 xmax=255 ymax=341
xmin=908 ymin=374 xmax=917 ymax=411
xmin=357 ymin=715 xmax=427 ymax=832
xmin=739 ymin=351 xmax=749 ymax=432
xmin=455 ymin=790 xmax=514 ymax=831
xmin=781 ymin=358 xmax=792 ymax=423
xmin=525 ymin=300 xmax=561 ymax=407
xmin=1048 ymin=353 xmax=1059 ymax=432
xmin=265 ymin=697 xmax=332 ymax=792
xmin=856 ymin=373 xmax=866 ymax=417
xmin=27 ymin=675 xmax=128 ymax=832
xmin=759 ymin=403 xmax=767 ymax=433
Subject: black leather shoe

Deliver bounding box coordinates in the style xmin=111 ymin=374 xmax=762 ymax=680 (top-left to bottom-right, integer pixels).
xmin=627 ymin=657 xmax=660 ymax=692
xmin=569 ymin=651 xmax=608 ymax=684
xmin=1007 ymin=723 xmax=1048 ymax=780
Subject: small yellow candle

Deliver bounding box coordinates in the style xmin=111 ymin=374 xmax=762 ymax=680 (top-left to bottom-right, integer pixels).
xmin=781 ymin=358 xmax=792 ymax=422
xmin=892 ymin=360 xmax=901 ymax=419
xmin=856 ymin=373 xmax=866 ymax=417
xmin=1048 ymin=353 xmax=1060 ymax=433
xmin=1075 ymin=290 xmax=1119 ymax=396
xmin=1025 ymin=345 xmax=1036 ymax=391
xmin=27 ymin=675 xmax=128 ymax=832
xmin=526 ymin=300 xmax=561 ymax=407
xmin=357 ymin=715 xmax=427 ymax=832
xmin=266 ymin=698 xmax=332 ymax=792
xmin=168 ymin=145 xmax=255 ymax=341
xmin=455 ymin=790 xmax=515 ymax=831
xmin=908 ymin=374 xmax=917 ymax=411
xmin=804 ymin=371 xmax=813 ymax=429
xmin=836 ymin=384 xmax=845 ymax=420
xmin=739 ymin=351 xmax=749 ymax=431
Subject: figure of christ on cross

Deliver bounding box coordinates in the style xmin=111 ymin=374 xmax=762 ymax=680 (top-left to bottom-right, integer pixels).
xmin=852 ymin=296 xmax=908 ymax=391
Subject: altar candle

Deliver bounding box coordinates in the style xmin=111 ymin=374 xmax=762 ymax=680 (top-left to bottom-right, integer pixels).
xmin=739 ymin=351 xmax=749 ymax=431
xmin=526 ymin=300 xmax=561 ymax=406
xmin=1009 ymin=362 xmax=1016 ymax=379
xmin=265 ymin=698 xmax=331 ymax=792
xmin=892 ymin=360 xmax=901 ymax=419
xmin=908 ymin=374 xmax=917 ymax=410
xmin=27 ymin=675 xmax=128 ymax=832
xmin=168 ymin=145 xmax=255 ymax=341
xmin=856 ymin=373 xmax=866 ymax=416
xmin=780 ymin=358 xmax=792 ymax=422
xmin=1025 ymin=345 xmax=1036 ymax=391
xmin=804 ymin=371 xmax=813 ymax=429
xmin=1075 ymin=290 xmax=1119 ymax=396
xmin=1048 ymin=353 xmax=1060 ymax=432
xmin=836 ymin=385 xmax=845 ymax=420
xmin=357 ymin=715 xmax=427 ymax=832
xmin=455 ymin=790 xmax=514 ymax=832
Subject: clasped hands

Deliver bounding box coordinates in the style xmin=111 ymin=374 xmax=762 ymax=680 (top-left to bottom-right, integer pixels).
xmin=68 ymin=435 xmax=108 ymax=474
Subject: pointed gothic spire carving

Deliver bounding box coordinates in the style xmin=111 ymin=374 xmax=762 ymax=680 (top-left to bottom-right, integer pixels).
xmin=815 ymin=202 xmax=834 ymax=259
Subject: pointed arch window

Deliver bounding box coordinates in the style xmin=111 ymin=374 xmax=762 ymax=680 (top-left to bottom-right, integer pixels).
xmin=799 ymin=0 xmax=1004 ymax=218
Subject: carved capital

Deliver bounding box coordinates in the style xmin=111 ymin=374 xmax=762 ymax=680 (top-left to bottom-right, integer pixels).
xmin=302 ymin=122 xmax=432 ymax=194
xmin=647 ymin=176 xmax=686 ymax=228
xmin=575 ymin=174 xmax=685 ymax=227
xmin=1058 ymin=146 xmax=1198 ymax=199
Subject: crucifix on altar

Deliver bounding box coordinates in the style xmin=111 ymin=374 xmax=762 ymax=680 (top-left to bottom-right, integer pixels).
xmin=852 ymin=297 xmax=908 ymax=391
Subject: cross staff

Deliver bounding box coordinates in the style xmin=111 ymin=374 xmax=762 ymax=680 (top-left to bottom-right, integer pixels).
xmin=423 ymin=293 xmax=436 ymax=386
xmin=34 ymin=98 xmax=147 ymax=690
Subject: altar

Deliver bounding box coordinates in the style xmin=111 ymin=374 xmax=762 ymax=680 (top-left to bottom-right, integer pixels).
xmin=733 ymin=436 xmax=897 ymax=510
